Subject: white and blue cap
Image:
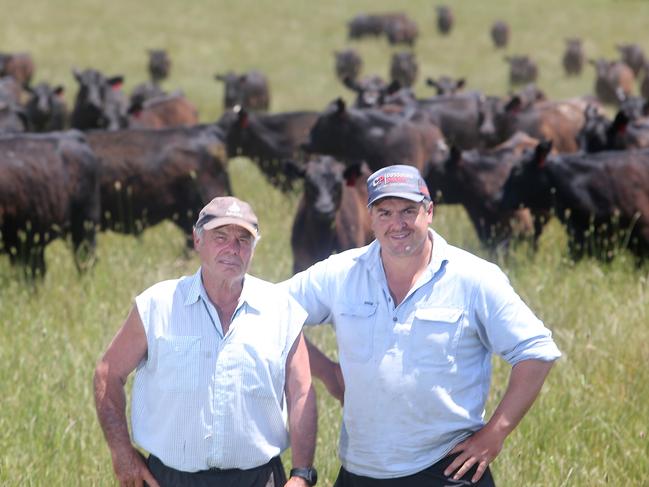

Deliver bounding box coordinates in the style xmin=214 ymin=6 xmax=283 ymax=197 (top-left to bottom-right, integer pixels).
xmin=367 ymin=164 xmax=431 ymax=207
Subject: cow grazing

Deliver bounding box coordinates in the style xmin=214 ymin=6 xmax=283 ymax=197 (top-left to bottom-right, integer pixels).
xmin=563 ymin=38 xmax=585 ymax=76
xmin=490 ymin=20 xmax=510 ymax=49
xmin=578 ymin=105 xmax=649 ymax=152
xmin=426 ymin=76 xmax=466 ymax=96
xmin=426 ymin=132 xmax=547 ymax=251
xmin=24 ymin=83 xmax=67 ymax=132
xmin=617 ymin=43 xmax=646 ymax=76
xmin=505 ymin=55 xmax=538 ymax=86
xmin=334 ymin=49 xmax=363 ymax=82
xmin=214 ymin=70 xmax=270 ymax=112
xmin=291 ymin=158 xmax=373 ymax=273
xmin=390 ymin=52 xmax=418 ymax=88
xmin=0 ymin=52 xmax=34 ymax=87
xmin=0 ymin=130 xmax=100 ymax=277
xmin=590 ymin=58 xmax=635 ymax=106
xmin=85 ymin=125 xmax=231 ymax=245
xmin=303 ymin=98 xmax=448 ymax=174
xmin=148 ymin=49 xmax=171 ymax=83
xmin=501 ymin=142 xmax=649 ymax=261
xmin=127 ymin=92 xmax=199 ymax=129
xmin=217 ymin=108 xmax=319 ymax=191
xmin=71 ymin=68 xmax=128 ymax=130
xmin=348 ymin=14 xmax=385 ymax=39
xmin=384 ymin=13 xmax=418 ymax=46
xmin=435 ymin=5 xmax=453 ymax=35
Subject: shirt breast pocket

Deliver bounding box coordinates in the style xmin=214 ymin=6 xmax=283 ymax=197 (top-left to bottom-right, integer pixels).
xmin=336 ymin=302 xmax=377 ymax=363
xmin=409 ymin=307 xmax=464 ymax=366
xmin=156 ymin=336 xmax=201 ymax=392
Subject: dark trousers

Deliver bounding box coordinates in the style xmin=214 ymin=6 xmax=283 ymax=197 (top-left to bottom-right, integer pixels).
xmin=146 ymin=454 xmax=286 ymax=487
xmin=333 ymin=453 xmax=496 ymax=487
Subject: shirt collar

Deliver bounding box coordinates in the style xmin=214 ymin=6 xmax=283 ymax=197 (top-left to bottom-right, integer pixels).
xmin=183 ymin=267 xmax=261 ymax=314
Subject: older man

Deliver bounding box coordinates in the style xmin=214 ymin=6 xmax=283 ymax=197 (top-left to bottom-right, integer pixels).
xmin=284 ymin=165 xmax=561 ymax=486
xmin=94 ymin=196 xmax=318 ymax=487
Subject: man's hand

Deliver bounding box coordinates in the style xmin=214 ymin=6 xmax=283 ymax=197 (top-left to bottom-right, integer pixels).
xmin=111 ymin=447 xmax=160 ymax=487
xmin=443 ymin=426 xmax=504 ymax=483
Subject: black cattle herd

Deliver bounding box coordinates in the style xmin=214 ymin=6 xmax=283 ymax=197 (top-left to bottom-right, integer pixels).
xmin=1 ymin=6 xmax=649 ymax=279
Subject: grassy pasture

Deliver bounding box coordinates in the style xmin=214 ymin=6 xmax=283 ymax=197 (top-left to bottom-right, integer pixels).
xmin=1 ymin=0 xmax=649 ymax=485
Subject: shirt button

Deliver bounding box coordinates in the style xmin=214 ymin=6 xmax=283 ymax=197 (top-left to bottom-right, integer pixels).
xmin=393 ymin=317 xmax=397 ymax=322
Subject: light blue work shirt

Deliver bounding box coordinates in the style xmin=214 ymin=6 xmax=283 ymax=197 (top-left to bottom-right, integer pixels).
xmin=130 ymin=269 xmax=307 ymax=472
xmin=284 ymin=229 xmax=561 ymax=479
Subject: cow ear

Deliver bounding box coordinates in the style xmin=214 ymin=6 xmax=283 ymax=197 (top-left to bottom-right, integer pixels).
xmin=456 ymin=78 xmax=466 ymax=89
xmin=214 ymin=73 xmax=224 ymax=82
xmin=335 ymin=98 xmax=346 ymax=114
xmin=425 ymin=77 xmax=437 ymax=88
xmin=342 ymin=76 xmax=360 ymax=92
xmin=72 ymin=68 xmax=82 ymax=83
xmin=284 ymin=159 xmax=306 ymax=179
xmin=107 ymin=76 xmax=124 ymax=86
xmin=386 ymin=79 xmax=401 ymax=94
xmin=533 ymin=140 xmax=553 ymax=167
xmin=343 ymin=163 xmax=362 ymax=186
xmin=505 ymin=96 xmax=522 ymax=113
xmin=612 ymin=110 xmax=630 ymax=132
xmin=53 ymin=85 xmax=65 ymax=96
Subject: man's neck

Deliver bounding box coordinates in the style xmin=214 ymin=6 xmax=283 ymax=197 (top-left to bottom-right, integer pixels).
xmin=201 ymin=272 xmax=245 ymax=334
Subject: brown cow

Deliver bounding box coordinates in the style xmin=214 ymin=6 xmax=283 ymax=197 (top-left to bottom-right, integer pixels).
xmin=590 ymin=58 xmax=635 ymax=105
xmin=127 ymin=92 xmax=199 ymax=129
xmin=291 ymin=158 xmax=372 ymax=273
xmin=0 ymin=52 xmax=34 ymax=87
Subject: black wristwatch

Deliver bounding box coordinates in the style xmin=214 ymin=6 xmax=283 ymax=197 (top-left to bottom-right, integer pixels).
xmin=290 ymin=467 xmax=318 ymax=486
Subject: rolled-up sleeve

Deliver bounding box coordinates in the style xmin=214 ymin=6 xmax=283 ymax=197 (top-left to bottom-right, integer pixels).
xmin=473 ymin=264 xmax=561 ymax=365
xmin=280 ymin=258 xmax=335 ymax=326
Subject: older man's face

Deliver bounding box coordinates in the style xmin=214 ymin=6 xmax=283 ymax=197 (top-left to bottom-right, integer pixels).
xmin=194 ymin=224 xmax=255 ymax=282
xmin=370 ymin=197 xmax=433 ymax=259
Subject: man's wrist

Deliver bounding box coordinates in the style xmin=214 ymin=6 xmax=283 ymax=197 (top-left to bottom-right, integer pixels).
xmin=289 ymin=466 xmax=318 ymax=486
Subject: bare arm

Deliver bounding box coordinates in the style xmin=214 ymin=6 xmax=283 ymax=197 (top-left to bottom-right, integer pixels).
xmin=305 ymin=337 xmax=345 ymax=405
xmin=93 ymin=305 xmax=160 ymax=487
xmin=284 ymin=332 xmax=317 ymax=487
xmin=445 ymin=359 xmax=556 ymax=483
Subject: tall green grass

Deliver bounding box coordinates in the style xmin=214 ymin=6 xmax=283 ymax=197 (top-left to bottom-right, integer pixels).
xmin=2 ymin=0 xmax=649 ymax=485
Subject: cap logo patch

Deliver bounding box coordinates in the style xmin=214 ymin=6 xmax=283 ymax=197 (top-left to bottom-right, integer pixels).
xmin=225 ymin=202 xmax=243 ymax=217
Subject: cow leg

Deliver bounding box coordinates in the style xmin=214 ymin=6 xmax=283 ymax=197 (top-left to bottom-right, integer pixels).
xmin=70 ymin=203 xmax=98 ymax=273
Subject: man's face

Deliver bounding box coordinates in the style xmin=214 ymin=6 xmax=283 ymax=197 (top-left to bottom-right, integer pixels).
xmin=194 ymin=224 xmax=255 ymax=281
xmin=369 ymin=197 xmax=433 ymax=258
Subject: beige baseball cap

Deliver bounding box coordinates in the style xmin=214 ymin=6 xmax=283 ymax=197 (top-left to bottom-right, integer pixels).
xmin=195 ymin=196 xmax=259 ymax=238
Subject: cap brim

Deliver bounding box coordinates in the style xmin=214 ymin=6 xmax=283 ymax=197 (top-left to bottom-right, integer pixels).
xmin=201 ymin=216 xmax=258 ymax=237
xmin=367 ymin=192 xmax=426 ymax=207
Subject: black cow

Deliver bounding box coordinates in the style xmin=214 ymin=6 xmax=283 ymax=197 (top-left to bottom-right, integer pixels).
xmin=148 ymin=49 xmax=171 ymax=83
xmin=590 ymin=58 xmax=635 ymax=106
xmin=214 ymin=70 xmax=270 ymax=112
xmin=25 ymin=82 xmax=67 ymax=132
xmin=426 ymin=132 xmax=548 ymax=251
xmin=85 ymin=125 xmax=231 ymax=245
xmin=505 ymin=55 xmax=538 ymax=86
xmin=490 ymin=20 xmax=510 ymax=49
xmin=0 ymin=52 xmax=34 ymax=87
xmin=563 ymin=38 xmax=584 ymax=76
xmin=390 ymin=52 xmax=418 ymax=88
xmin=291 ymin=158 xmax=372 ymax=273
xmin=501 ymin=142 xmax=649 ymax=261
xmin=0 ymin=130 xmax=100 ymax=277
xmin=334 ymin=49 xmax=363 ymax=82
xmin=617 ymin=43 xmax=646 ymax=76
xmin=71 ymin=68 xmax=128 ymax=130
xmin=348 ymin=14 xmax=385 ymax=39
xmin=217 ymin=108 xmax=319 ymax=192
xmin=435 ymin=5 xmax=453 ymax=35
xmin=578 ymin=106 xmax=649 ymax=152
xmin=303 ymin=98 xmax=448 ymax=174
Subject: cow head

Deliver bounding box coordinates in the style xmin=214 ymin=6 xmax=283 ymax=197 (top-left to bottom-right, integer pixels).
xmin=148 ymin=49 xmax=171 ymax=82
xmin=72 ymin=68 xmax=127 ymax=129
xmin=500 ymin=140 xmax=554 ymax=211
xmin=303 ymin=156 xmax=345 ymax=222
xmin=426 ymin=76 xmax=465 ymax=96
